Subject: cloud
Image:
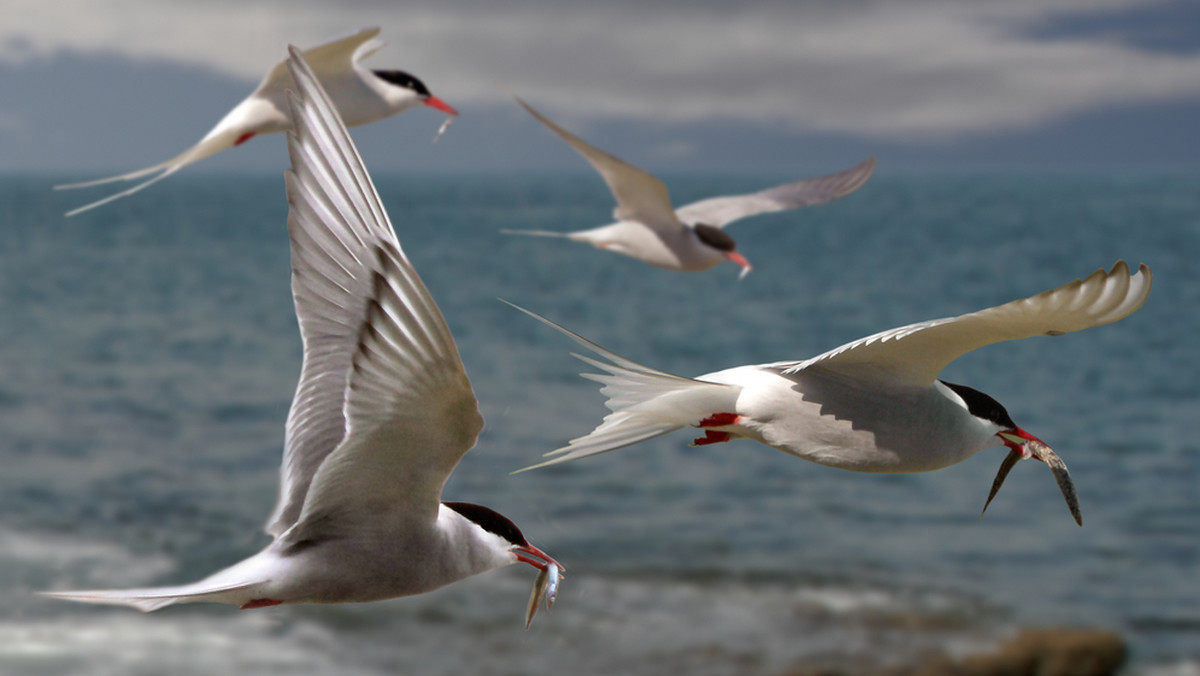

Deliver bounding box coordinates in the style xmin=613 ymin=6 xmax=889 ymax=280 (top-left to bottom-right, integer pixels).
xmin=2 ymin=0 xmax=1199 ymax=140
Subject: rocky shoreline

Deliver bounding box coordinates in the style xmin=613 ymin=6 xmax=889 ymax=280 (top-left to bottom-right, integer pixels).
xmin=779 ymin=627 xmax=1126 ymax=676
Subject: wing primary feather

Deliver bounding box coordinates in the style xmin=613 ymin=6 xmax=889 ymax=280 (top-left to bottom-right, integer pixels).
xmin=783 ymin=260 xmax=1151 ymax=385
xmin=268 ymin=46 xmax=483 ymax=539
xmin=674 ymin=156 xmax=876 ymax=229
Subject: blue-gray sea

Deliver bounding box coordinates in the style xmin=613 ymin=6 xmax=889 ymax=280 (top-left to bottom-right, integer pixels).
xmin=0 ymin=171 xmax=1196 ymax=675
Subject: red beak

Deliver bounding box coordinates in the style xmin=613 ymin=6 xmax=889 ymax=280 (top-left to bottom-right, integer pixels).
xmin=998 ymin=427 xmax=1045 ymax=458
xmin=725 ymin=251 xmax=753 ymax=279
xmin=513 ymin=544 xmax=563 ymax=571
xmin=423 ymin=95 xmax=459 ymax=116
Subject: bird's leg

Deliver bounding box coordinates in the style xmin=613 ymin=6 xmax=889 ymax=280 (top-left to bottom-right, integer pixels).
xmin=692 ymin=413 xmax=741 ymax=446
xmin=240 ymin=598 xmax=283 ymax=610
xmin=693 ymin=430 xmax=731 ymax=446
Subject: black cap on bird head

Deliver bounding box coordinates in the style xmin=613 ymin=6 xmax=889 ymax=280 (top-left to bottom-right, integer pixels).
xmin=372 ymin=70 xmax=432 ymax=97
xmin=692 ymin=223 xmax=737 ymax=253
xmin=693 ymin=223 xmax=753 ymax=278
xmin=443 ymin=501 xmax=528 ymax=547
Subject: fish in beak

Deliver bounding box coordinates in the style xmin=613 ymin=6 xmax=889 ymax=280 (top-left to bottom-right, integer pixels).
xmin=982 ymin=429 xmax=1082 ymax=526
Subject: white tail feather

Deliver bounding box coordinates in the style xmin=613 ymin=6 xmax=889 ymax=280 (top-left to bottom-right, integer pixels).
xmin=54 ymin=162 xmax=172 ymax=190
xmin=40 ymin=549 xmax=275 ymax=611
xmin=500 ymin=229 xmax=573 ymax=238
xmin=503 ymin=302 xmax=739 ymax=472
xmin=38 ymin=580 xmax=257 ymax=612
xmin=61 ymin=165 xmax=185 ymax=217
xmin=56 ymin=124 xmax=252 ymax=217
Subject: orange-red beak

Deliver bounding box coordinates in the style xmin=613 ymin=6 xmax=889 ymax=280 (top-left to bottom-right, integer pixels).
xmin=725 ymin=251 xmax=753 ymax=279
xmin=423 ymin=96 xmax=459 ymax=116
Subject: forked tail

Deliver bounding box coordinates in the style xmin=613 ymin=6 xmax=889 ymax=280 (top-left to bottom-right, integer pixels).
xmin=39 ymin=550 xmax=274 ymax=611
xmin=500 ymin=229 xmax=575 ymax=238
xmin=57 ymin=164 xmax=186 ymax=217
xmin=505 ymin=302 xmax=739 ymax=472
xmin=54 ymin=162 xmax=169 ymax=191
xmin=39 ymin=580 xmax=259 ymax=612
xmin=55 ymin=126 xmax=250 ymax=217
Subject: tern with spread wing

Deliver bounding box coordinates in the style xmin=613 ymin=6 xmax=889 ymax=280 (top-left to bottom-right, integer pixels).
xmin=504 ymin=97 xmax=875 ymax=277
xmin=57 ymin=27 xmax=458 ymax=217
xmin=515 ymin=261 xmax=1152 ymax=525
xmin=42 ymin=48 xmax=561 ymax=626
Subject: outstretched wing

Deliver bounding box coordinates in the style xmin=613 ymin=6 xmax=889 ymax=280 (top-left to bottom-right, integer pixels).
xmin=266 ymin=47 xmax=481 ymax=536
xmin=784 ymin=261 xmax=1152 ymax=385
xmin=253 ymin=27 xmax=383 ymax=98
xmin=674 ymin=157 xmax=876 ymax=228
xmin=515 ymin=96 xmax=682 ymax=234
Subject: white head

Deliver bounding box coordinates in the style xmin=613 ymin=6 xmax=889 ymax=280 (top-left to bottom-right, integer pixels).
xmin=370 ymin=70 xmax=459 ymax=116
xmin=442 ymin=501 xmax=562 ymax=575
xmin=941 ymin=381 xmax=1081 ymax=526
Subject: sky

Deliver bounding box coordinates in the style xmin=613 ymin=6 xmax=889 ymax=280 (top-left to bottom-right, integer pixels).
xmin=1 ymin=0 xmax=1199 ymax=177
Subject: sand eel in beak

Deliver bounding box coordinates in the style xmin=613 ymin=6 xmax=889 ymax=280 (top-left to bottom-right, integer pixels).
xmin=985 ymin=432 xmax=1081 ymax=525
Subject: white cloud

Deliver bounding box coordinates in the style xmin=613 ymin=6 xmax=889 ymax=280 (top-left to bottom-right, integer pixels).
xmin=2 ymin=0 xmax=1198 ymax=139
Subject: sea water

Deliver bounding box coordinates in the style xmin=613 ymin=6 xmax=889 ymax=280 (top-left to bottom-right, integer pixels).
xmin=0 ymin=172 xmax=1196 ymax=674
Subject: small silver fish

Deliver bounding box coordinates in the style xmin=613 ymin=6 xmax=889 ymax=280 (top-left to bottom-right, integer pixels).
xmin=524 ymin=563 xmax=562 ymax=629
xmin=432 ymin=116 xmax=454 ymax=144
xmin=525 ymin=566 xmax=549 ymax=629
xmin=544 ymin=561 xmax=560 ymax=608
xmin=983 ymin=435 xmax=1082 ymax=526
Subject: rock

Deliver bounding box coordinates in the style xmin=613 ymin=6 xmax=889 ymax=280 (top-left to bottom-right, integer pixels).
xmin=775 ymin=627 xmax=1127 ymax=676
xmin=946 ymin=627 xmax=1127 ymax=676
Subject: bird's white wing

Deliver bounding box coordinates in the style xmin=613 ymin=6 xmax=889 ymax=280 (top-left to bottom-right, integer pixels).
xmin=306 ymin=25 xmax=385 ymax=70
xmin=265 ymin=47 xmax=481 ymax=536
xmin=253 ymin=27 xmax=383 ymax=98
xmin=783 ymin=261 xmax=1152 ymax=386
xmin=674 ymin=157 xmax=876 ymax=229
xmin=515 ymin=96 xmax=682 ymax=234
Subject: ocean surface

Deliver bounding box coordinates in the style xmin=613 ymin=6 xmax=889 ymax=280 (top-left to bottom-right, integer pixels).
xmin=0 ymin=171 xmax=1196 ymax=675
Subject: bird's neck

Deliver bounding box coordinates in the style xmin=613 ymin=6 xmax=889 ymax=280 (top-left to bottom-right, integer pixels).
xmin=435 ymin=505 xmax=516 ymax=578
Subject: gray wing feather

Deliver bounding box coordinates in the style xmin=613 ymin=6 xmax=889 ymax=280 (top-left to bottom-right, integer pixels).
xmin=267 ymin=47 xmax=479 ymax=536
xmin=514 ymin=96 xmax=682 ymax=233
xmin=782 ymin=261 xmax=1152 ymax=386
xmin=675 ymin=157 xmax=876 ymax=229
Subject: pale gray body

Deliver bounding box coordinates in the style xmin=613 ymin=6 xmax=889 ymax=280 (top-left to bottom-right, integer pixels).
xmin=700 ymin=365 xmax=1000 ymax=473
xmin=566 ymin=220 xmax=721 ymax=271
